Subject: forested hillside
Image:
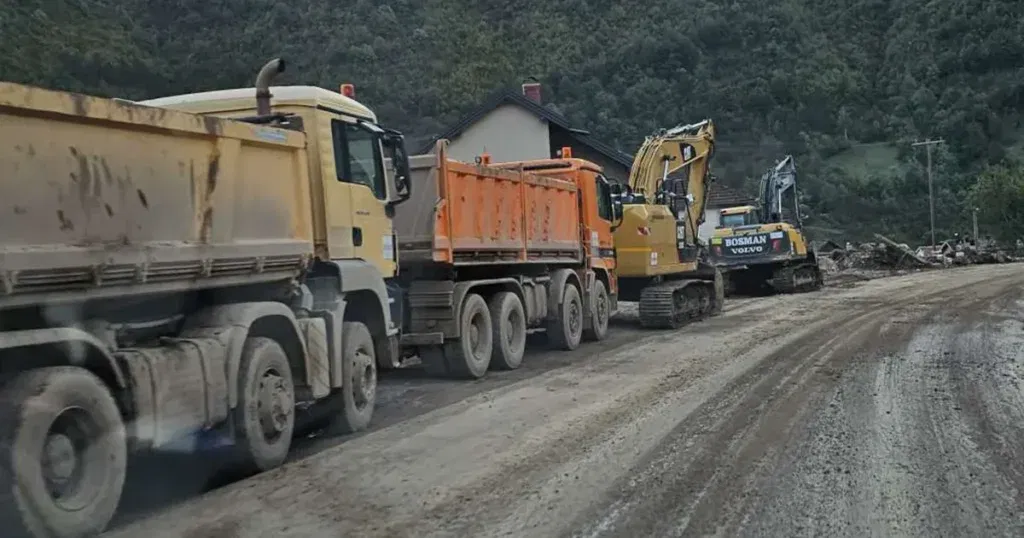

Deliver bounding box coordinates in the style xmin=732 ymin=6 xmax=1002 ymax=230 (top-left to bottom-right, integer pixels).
xmin=4 ymin=0 xmax=1024 ymax=243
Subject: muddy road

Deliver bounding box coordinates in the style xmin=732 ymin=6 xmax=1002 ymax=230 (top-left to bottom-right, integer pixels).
xmin=105 ymin=264 xmax=1024 ymax=538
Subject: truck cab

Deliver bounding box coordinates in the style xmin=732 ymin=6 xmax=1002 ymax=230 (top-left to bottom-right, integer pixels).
xmin=141 ymin=85 xmax=412 ymax=277
xmin=143 ymin=85 xmax=413 ymax=366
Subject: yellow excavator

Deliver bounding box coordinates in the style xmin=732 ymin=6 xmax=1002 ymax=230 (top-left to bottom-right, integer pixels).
xmin=613 ymin=120 xmax=724 ymax=329
xmin=709 ymin=155 xmax=822 ymax=294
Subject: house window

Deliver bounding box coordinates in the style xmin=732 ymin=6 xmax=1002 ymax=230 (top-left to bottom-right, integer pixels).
xmin=331 ymin=119 xmax=386 ymax=200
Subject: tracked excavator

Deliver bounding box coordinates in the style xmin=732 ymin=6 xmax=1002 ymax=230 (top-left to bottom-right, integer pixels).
xmin=614 ymin=120 xmax=725 ymax=329
xmin=709 ymin=155 xmax=823 ymax=294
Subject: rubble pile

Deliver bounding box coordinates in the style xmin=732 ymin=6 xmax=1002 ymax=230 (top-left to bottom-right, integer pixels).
xmin=914 ymin=240 xmax=1013 ymax=266
xmin=817 ymin=234 xmax=1018 ymax=283
xmin=823 ymin=234 xmax=934 ymax=272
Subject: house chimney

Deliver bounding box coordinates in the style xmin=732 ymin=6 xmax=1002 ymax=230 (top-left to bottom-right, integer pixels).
xmin=522 ymin=81 xmax=542 ymax=104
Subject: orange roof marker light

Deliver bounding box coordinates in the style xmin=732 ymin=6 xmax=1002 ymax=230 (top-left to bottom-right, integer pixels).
xmin=559 ymin=146 xmax=573 ymax=159
xmin=340 ymin=84 xmax=355 ymax=98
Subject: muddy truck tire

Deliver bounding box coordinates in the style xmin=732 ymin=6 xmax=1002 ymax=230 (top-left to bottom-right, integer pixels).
xmin=583 ymin=279 xmax=610 ymax=342
xmin=421 ymin=293 xmax=494 ymax=379
xmin=0 ymin=367 xmax=126 ymax=538
xmin=234 ymin=337 xmax=296 ymax=472
xmin=333 ymin=321 xmax=377 ymax=433
xmin=306 ymin=321 xmax=378 ymax=436
xmin=548 ymin=283 xmax=584 ymax=351
xmin=488 ymin=292 xmax=527 ymax=371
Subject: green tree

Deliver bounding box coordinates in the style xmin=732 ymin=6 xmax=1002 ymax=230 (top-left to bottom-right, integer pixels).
xmin=3 ymin=0 xmax=1023 ymax=244
xmin=968 ymin=163 xmax=1024 ymax=242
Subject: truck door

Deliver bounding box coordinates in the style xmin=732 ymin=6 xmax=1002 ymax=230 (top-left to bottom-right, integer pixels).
xmin=591 ymin=173 xmax=618 ymax=293
xmin=322 ymin=115 xmax=396 ymax=277
xmin=593 ymin=174 xmax=617 ymax=260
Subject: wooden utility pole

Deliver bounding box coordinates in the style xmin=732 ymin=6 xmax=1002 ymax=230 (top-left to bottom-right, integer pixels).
xmin=972 ymin=207 xmax=979 ymax=243
xmin=912 ymin=139 xmax=944 ymax=248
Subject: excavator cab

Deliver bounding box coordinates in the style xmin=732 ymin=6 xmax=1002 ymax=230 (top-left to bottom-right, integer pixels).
xmin=718 ymin=205 xmax=759 ymax=229
xmin=613 ymin=120 xmax=725 ymax=329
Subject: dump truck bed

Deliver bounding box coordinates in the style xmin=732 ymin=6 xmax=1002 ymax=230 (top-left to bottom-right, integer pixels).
xmin=0 ymin=82 xmax=313 ymax=308
xmin=394 ymin=142 xmax=582 ymax=266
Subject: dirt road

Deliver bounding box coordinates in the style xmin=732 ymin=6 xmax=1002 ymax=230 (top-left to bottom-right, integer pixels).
xmin=105 ymin=264 xmax=1024 ymax=538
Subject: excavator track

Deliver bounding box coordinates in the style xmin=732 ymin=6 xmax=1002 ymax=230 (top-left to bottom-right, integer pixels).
xmin=638 ymin=277 xmax=723 ymax=329
xmin=771 ymin=263 xmax=823 ymax=294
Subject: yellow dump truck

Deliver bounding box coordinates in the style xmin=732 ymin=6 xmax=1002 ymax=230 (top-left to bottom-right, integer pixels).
xmin=0 ymin=59 xmax=411 ymax=537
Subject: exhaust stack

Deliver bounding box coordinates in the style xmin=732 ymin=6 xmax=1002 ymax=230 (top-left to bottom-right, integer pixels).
xmin=255 ymin=58 xmax=286 ymax=116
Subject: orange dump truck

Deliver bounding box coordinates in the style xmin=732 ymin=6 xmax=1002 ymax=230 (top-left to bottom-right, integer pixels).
xmin=393 ymin=142 xmax=622 ymax=378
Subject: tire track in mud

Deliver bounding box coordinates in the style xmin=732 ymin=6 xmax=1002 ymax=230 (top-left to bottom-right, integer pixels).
xmin=359 ymin=300 xmax=831 ymax=538
xmin=924 ymin=285 xmax=1024 ymax=535
xmin=733 ymin=276 xmax=1024 ymax=538
xmin=418 ymin=275 xmax=1010 ymax=538
xmin=571 ymin=302 xmax=906 ymax=538
xmin=571 ymin=269 xmax=1024 ymax=538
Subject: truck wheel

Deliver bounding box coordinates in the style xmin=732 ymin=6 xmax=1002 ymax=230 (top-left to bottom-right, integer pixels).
xmin=333 ymin=321 xmax=376 ymax=433
xmin=451 ymin=293 xmax=493 ymax=378
xmin=583 ymin=280 xmax=610 ymax=342
xmin=233 ymin=336 xmax=295 ymax=472
xmin=0 ymin=366 xmax=126 ymax=538
xmin=421 ymin=293 xmax=493 ymax=379
xmin=489 ymin=291 xmax=526 ymax=370
xmin=548 ymin=283 xmax=583 ymax=351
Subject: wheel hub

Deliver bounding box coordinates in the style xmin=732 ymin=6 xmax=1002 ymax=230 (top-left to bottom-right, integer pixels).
xmin=43 ymin=432 xmax=78 ymax=494
xmin=257 ymin=372 xmax=292 ymax=437
xmin=351 ymin=349 xmax=376 ymax=409
xmin=505 ymin=318 xmax=515 ymax=345
xmin=569 ymin=299 xmax=581 ymax=334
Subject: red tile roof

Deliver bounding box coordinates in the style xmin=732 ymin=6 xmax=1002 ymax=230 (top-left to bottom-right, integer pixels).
xmin=707 ymin=183 xmax=755 ymax=208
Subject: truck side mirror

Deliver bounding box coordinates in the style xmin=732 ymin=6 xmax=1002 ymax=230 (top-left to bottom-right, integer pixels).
xmin=383 ymin=130 xmax=412 ymax=204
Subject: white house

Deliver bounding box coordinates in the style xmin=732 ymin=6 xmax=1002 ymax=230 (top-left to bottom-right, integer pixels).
xmin=417 ymin=83 xmax=633 ymax=181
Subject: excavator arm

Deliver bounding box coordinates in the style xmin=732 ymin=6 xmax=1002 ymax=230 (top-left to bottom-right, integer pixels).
xmin=626 ymin=119 xmax=715 ymax=247
xmin=757 ymin=154 xmax=801 ymax=226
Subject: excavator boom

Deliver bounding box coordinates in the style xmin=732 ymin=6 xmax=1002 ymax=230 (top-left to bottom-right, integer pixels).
xmin=757 ymin=154 xmax=800 ymax=225
xmin=626 ymin=120 xmax=715 ymax=246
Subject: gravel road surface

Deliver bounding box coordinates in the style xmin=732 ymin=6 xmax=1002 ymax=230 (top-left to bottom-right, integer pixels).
xmin=105 ymin=264 xmax=1024 ymax=538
